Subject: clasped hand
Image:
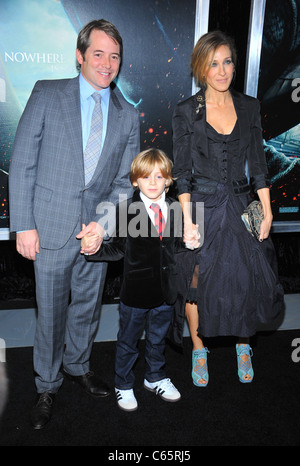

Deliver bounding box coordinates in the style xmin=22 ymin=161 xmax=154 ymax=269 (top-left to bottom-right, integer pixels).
xmin=258 ymin=216 xmax=272 ymax=242
xmin=184 ymin=223 xmax=200 ymax=250
xmin=76 ymin=222 xmax=105 ymax=255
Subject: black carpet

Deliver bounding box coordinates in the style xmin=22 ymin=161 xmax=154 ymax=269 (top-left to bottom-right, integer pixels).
xmin=0 ymin=330 xmax=300 ymax=448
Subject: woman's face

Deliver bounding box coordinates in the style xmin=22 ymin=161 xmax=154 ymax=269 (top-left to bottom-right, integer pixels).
xmin=205 ymin=45 xmax=234 ymax=92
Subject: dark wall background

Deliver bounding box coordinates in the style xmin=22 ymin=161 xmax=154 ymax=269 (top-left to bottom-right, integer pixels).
xmin=0 ymin=0 xmax=299 ymax=310
xmin=208 ymin=0 xmax=252 ymax=93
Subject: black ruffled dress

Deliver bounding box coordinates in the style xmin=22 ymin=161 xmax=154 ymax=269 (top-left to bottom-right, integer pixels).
xmin=173 ymin=120 xmax=284 ymax=341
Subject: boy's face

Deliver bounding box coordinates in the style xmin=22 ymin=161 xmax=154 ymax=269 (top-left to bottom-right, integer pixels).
xmin=133 ymin=162 xmax=169 ymax=202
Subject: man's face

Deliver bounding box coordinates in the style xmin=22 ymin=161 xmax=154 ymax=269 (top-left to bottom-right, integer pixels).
xmin=76 ymin=29 xmax=121 ymax=90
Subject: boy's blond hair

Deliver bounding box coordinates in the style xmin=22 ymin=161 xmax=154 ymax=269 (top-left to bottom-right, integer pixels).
xmin=130 ymin=148 xmax=173 ymax=188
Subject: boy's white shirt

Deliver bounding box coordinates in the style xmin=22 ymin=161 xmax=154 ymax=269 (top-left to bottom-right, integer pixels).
xmin=139 ymin=191 xmax=168 ymax=226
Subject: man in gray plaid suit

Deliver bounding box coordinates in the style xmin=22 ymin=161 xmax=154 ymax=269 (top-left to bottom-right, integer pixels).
xmin=9 ymin=19 xmax=140 ymax=429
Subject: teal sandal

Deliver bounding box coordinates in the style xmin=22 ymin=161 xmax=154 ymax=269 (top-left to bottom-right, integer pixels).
xmin=236 ymin=344 xmax=254 ymax=383
xmin=192 ymin=348 xmax=209 ymax=387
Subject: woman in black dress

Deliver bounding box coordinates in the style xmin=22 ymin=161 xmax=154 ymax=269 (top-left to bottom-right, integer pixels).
xmin=172 ymin=31 xmax=284 ymax=386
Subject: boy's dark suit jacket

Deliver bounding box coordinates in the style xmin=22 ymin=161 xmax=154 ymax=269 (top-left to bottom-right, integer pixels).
xmin=86 ymin=190 xmax=185 ymax=309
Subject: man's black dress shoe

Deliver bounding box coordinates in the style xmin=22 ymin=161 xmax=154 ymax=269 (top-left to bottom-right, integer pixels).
xmin=31 ymin=392 xmax=55 ymax=430
xmin=63 ymin=370 xmax=110 ymax=397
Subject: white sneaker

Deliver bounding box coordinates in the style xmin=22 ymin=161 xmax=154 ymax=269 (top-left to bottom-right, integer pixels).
xmin=115 ymin=388 xmax=138 ymax=411
xmin=144 ymin=378 xmax=181 ymax=402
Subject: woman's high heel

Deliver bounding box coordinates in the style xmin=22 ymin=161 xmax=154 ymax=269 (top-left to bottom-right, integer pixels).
xmin=192 ymin=347 xmax=209 ymax=387
xmin=236 ymin=344 xmax=254 ymax=383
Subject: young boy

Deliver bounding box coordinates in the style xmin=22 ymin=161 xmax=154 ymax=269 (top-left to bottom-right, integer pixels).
xmin=83 ymin=148 xmax=184 ymax=411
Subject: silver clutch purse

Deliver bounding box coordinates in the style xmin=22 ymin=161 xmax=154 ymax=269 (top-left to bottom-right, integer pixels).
xmin=241 ymin=201 xmax=264 ymax=240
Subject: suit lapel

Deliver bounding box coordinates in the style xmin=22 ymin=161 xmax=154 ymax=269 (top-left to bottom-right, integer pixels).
xmin=193 ymin=87 xmax=249 ymax=157
xmin=230 ymin=89 xmax=249 ymax=152
xmin=163 ymin=197 xmax=175 ymax=239
xmin=149 ymin=197 xmax=175 ymax=241
xmin=59 ymin=76 xmax=84 ymax=184
xmin=131 ymin=191 xmax=173 ymax=240
xmin=193 ymin=90 xmax=209 ymax=158
xmin=59 ymin=81 xmax=125 ymax=187
xmin=89 ymin=89 xmax=123 ymax=184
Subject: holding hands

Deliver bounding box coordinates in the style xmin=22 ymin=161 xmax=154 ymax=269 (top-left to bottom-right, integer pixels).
xmin=184 ymin=222 xmax=201 ymax=250
xmin=76 ymin=222 xmax=105 ymax=255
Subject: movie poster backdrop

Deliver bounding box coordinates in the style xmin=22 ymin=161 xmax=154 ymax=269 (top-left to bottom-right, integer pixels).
xmin=1 ymin=0 xmax=299 ymax=234
xmin=0 ymin=0 xmax=196 ymax=233
xmin=258 ymin=0 xmax=300 ymax=223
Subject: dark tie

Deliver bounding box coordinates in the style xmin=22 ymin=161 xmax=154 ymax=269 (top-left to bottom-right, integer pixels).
xmin=150 ymin=203 xmax=165 ymax=240
xmin=84 ymin=92 xmax=103 ymax=184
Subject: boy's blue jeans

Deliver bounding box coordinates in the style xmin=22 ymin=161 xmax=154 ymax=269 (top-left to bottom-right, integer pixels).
xmin=115 ymin=301 xmax=174 ymax=389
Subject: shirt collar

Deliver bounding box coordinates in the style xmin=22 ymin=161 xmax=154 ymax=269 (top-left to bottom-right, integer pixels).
xmin=79 ymin=73 xmax=110 ymax=104
xmin=140 ymin=190 xmax=166 ymax=209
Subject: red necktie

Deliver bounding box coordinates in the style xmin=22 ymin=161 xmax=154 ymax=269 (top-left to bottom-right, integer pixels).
xmin=150 ymin=203 xmax=165 ymax=240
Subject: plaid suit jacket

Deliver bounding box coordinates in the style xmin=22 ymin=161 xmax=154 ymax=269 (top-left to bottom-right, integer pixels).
xmin=9 ymin=76 xmax=140 ymax=249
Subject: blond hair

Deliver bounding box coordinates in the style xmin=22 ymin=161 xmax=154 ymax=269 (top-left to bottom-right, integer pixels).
xmin=130 ymin=148 xmax=173 ymax=187
xmin=191 ymin=30 xmax=237 ymax=87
